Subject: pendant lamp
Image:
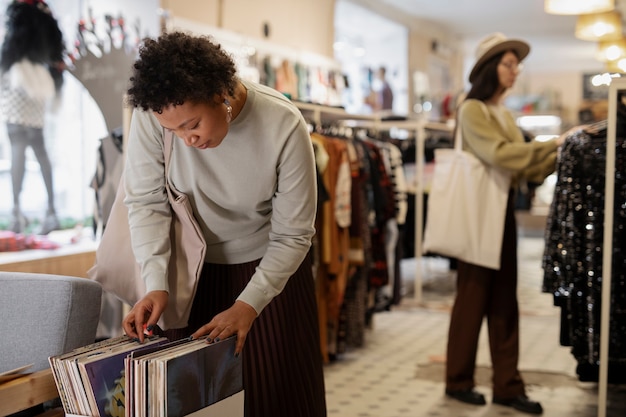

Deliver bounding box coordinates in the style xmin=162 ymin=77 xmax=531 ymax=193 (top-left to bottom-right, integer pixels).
xmin=597 ymin=37 xmax=626 ymax=61
xmin=545 ymin=0 xmax=614 ymax=15
xmin=576 ymin=11 xmax=622 ymax=41
xmin=606 ymin=58 xmax=626 ymax=72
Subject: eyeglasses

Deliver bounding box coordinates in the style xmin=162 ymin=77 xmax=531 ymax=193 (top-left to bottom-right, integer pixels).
xmin=500 ymin=61 xmax=524 ymax=72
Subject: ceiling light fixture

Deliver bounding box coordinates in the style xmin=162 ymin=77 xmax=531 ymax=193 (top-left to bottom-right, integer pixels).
xmin=575 ymin=11 xmax=623 ymax=41
xmin=544 ymin=0 xmax=614 ymax=15
xmin=597 ymin=37 xmax=626 ymax=61
xmin=606 ymin=57 xmax=626 ymax=72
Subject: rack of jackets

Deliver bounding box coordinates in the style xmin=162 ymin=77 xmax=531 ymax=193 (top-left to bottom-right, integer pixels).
xmin=295 ymin=102 xmax=424 ymax=361
xmin=309 ymin=126 xmax=408 ymax=362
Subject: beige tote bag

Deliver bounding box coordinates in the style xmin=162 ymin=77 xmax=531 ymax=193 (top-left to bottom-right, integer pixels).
xmin=422 ymin=112 xmax=511 ymax=270
xmin=88 ymin=130 xmax=206 ymax=330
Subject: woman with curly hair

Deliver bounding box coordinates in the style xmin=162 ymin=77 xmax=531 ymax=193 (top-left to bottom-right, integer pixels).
xmin=121 ymin=31 xmax=327 ymax=416
xmin=0 ymin=0 xmax=65 ymax=234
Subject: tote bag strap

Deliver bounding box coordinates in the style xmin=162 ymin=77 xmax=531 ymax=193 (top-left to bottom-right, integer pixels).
xmin=454 ymin=124 xmax=463 ymax=152
xmin=163 ymin=128 xmax=174 ymax=178
xmin=454 ymin=100 xmax=491 ymax=152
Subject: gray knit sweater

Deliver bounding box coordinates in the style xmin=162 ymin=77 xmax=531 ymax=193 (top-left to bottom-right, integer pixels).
xmin=124 ymin=80 xmax=317 ymax=314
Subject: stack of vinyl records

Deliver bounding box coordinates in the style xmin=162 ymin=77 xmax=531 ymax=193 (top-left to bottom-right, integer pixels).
xmin=48 ymin=335 xmax=243 ymax=417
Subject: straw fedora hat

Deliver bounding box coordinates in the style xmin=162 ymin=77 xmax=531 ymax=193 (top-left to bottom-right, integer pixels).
xmin=469 ymin=32 xmax=530 ymax=83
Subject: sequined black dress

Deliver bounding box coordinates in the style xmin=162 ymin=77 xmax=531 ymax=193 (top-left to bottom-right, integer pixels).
xmin=542 ymin=117 xmax=626 ymax=383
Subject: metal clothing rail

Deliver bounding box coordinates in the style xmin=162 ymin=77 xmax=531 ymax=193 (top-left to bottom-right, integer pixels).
xmin=597 ymin=77 xmax=621 ymax=417
xmin=294 ymin=102 xmax=431 ymax=303
xmin=343 ymin=118 xmax=428 ymax=303
xmin=372 ymin=119 xmax=453 ymax=303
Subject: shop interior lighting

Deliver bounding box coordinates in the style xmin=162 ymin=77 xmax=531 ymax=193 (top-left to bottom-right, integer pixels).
xmin=596 ymin=37 xmax=626 ymax=61
xmin=544 ymin=0 xmax=614 ymax=15
xmin=589 ymin=72 xmax=622 ymax=85
xmin=575 ymin=11 xmax=623 ymax=41
xmin=517 ymin=115 xmax=562 ymax=129
xmin=534 ymin=134 xmax=559 ymax=142
xmin=606 ymin=58 xmax=626 ymax=72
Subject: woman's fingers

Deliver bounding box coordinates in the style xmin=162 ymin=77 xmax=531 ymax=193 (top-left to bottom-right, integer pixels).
xmin=122 ymin=290 xmax=169 ymax=342
xmin=190 ymin=301 xmax=257 ymax=355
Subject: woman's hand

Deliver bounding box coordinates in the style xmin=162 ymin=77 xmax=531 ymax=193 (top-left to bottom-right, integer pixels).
xmin=122 ymin=290 xmax=169 ymax=342
xmin=191 ymin=300 xmax=258 ymax=356
xmin=556 ymin=125 xmax=588 ymax=146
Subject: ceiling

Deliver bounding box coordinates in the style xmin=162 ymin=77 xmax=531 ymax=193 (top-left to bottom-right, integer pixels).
xmin=345 ymin=0 xmax=623 ymax=73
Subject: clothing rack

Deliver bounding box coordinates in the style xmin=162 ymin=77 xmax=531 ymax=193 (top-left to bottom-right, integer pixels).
xmin=294 ymin=101 xmax=374 ymax=127
xmin=370 ymin=119 xmax=453 ymax=303
xmin=294 ymin=102 xmax=430 ymax=303
xmin=596 ymin=77 xmax=621 ymax=417
xmin=343 ymin=118 xmax=428 ymax=303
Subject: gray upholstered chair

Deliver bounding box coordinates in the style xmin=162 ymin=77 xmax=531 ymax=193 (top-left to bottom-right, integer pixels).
xmin=0 ymin=271 xmax=102 ymax=375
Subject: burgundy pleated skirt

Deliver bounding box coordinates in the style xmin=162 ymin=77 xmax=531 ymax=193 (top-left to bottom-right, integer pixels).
xmin=162 ymin=254 xmax=327 ymax=417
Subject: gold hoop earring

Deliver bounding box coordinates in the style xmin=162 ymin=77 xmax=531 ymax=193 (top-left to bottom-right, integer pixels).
xmin=224 ymin=99 xmax=232 ymax=123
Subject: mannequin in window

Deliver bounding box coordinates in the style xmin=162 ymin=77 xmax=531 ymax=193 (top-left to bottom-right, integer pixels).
xmin=0 ymin=0 xmax=65 ymax=234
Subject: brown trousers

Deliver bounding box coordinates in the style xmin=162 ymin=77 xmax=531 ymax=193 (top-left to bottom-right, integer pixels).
xmin=445 ymin=191 xmax=525 ymax=399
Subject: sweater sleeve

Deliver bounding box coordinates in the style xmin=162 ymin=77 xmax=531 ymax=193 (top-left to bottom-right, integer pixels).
xmin=235 ymin=115 xmax=317 ymax=314
xmin=459 ymin=100 xmax=558 ymax=182
xmin=123 ymin=109 xmax=172 ymax=294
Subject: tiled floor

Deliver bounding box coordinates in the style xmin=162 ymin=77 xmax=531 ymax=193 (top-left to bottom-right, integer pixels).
xmin=323 ymin=235 xmax=626 ymax=416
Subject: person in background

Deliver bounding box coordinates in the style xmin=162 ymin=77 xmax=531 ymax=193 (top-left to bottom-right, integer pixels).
xmin=121 ymin=32 xmax=326 ymax=417
xmin=0 ymin=0 xmax=65 ymax=235
xmin=376 ymin=66 xmax=394 ymax=111
xmin=444 ymin=32 xmax=579 ymax=415
xmin=366 ymin=65 xmax=394 ymax=112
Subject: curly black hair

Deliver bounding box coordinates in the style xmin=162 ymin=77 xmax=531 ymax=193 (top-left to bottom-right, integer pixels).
xmin=127 ymin=31 xmax=238 ymax=112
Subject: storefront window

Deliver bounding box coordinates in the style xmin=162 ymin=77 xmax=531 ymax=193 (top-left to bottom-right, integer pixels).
xmin=0 ymin=0 xmax=159 ymax=238
xmin=333 ymin=0 xmax=409 ymax=116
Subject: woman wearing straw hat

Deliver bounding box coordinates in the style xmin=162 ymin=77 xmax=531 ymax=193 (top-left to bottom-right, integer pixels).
xmin=443 ymin=33 xmax=577 ymax=415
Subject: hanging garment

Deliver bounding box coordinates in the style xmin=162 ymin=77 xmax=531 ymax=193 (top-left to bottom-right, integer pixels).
xmin=339 ymin=137 xmax=372 ymax=350
xmin=542 ymin=125 xmax=626 ymax=383
xmin=311 ymin=133 xmax=352 ymax=362
xmin=90 ymin=127 xmax=124 ymax=235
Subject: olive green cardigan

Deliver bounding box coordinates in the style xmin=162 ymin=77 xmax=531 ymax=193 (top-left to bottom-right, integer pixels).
xmin=458 ymin=99 xmax=559 ymax=186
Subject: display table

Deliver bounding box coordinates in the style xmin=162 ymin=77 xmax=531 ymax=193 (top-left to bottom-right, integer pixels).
xmin=0 ymin=236 xmax=97 ymax=278
xmin=0 ymin=369 xmax=61 ymax=416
